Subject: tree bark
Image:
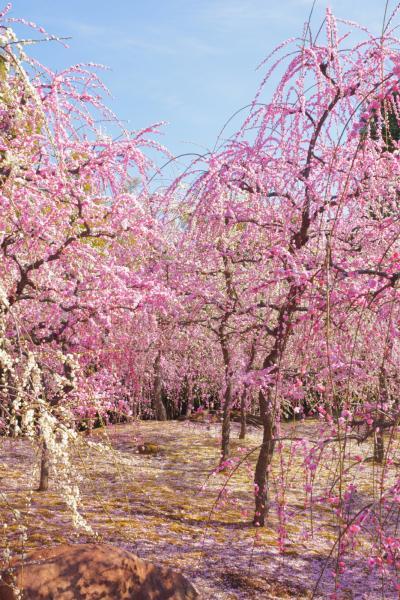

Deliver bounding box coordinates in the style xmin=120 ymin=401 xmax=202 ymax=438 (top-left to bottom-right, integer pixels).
xmin=38 ymin=440 xmax=49 ymax=492
xmin=219 ymin=334 xmax=233 ymax=465
xmin=221 ymin=380 xmax=232 ymax=463
xmin=252 ymin=283 xmax=303 ymax=525
xmin=239 ymin=389 xmax=247 ymax=440
xmin=219 ymin=253 xmax=236 ymax=465
xmin=253 ymin=389 xmax=275 ymax=526
xmin=374 ymin=429 xmax=384 ymax=464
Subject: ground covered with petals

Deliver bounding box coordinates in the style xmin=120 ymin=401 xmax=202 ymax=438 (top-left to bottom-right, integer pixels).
xmin=0 ymin=421 xmax=397 ymax=599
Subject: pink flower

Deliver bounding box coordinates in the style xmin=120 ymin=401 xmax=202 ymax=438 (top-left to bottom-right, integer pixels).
xmin=348 ymin=524 xmax=360 ymax=535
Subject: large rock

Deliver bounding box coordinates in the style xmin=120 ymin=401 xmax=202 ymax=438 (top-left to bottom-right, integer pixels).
xmin=0 ymin=543 xmax=200 ymax=600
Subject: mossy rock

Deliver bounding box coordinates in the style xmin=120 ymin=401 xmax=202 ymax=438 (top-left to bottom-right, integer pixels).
xmin=136 ymin=442 xmax=162 ymax=455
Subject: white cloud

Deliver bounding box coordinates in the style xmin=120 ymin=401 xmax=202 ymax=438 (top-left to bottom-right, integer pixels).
xmin=49 ymin=18 xmax=222 ymax=58
xmin=197 ymin=0 xmax=315 ymax=29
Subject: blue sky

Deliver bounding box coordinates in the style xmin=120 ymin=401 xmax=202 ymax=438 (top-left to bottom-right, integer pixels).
xmin=9 ymin=1 xmax=395 ymax=164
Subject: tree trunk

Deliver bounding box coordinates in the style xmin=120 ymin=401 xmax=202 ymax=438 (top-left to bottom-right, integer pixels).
xmin=239 ymin=389 xmax=247 ymax=440
xmin=132 ymin=396 xmax=137 ymax=419
xmin=219 ymin=335 xmax=233 ymax=466
xmin=221 ymin=381 xmax=232 ymax=464
xmin=252 ymin=283 xmax=304 ymax=525
xmin=38 ymin=440 xmax=50 ymax=492
xmin=253 ymin=389 xmax=275 ymax=526
xmin=374 ymin=428 xmax=384 ymax=464
xmin=219 ymin=254 xmax=236 ymax=465
xmin=153 ymin=351 xmax=167 ymax=421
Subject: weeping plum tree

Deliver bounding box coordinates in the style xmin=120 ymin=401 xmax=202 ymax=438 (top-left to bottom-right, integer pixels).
xmin=245 ymin=14 xmax=400 ymax=526
xmin=0 ymin=7 xmax=166 ymax=492
xmin=246 ymin=15 xmax=400 ymax=525
xmin=173 ymin=181 xmax=272 ymax=463
xmin=169 ymin=9 xmax=400 ymax=528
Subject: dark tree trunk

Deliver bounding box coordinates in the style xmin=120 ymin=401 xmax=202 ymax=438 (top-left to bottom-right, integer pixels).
xmin=219 ymin=254 xmax=236 ymax=465
xmin=153 ymin=351 xmax=167 ymax=421
xmin=38 ymin=440 xmax=49 ymax=492
xmin=239 ymin=389 xmax=247 ymax=440
xmin=132 ymin=397 xmax=138 ymax=419
xmin=374 ymin=429 xmax=384 ymax=464
xmin=253 ymin=389 xmax=275 ymax=526
xmin=252 ymin=283 xmax=302 ymax=525
xmin=219 ymin=333 xmax=233 ymax=465
xmin=221 ymin=380 xmax=232 ymax=464
xmin=239 ymin=337 xmax=258 ymax=440
xmin=185 ymin=377 xmax=194 ymax=417
xmin=249 ymin=88 xmax=336 ymax=526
